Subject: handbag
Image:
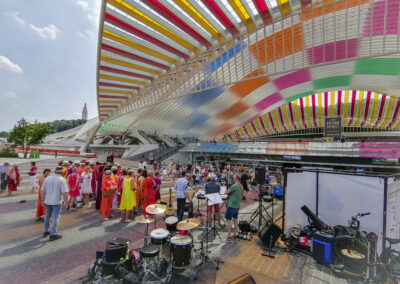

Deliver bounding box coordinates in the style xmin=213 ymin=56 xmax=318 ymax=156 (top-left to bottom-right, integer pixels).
xmin=103 ymin=192 xmax=112 ymax=198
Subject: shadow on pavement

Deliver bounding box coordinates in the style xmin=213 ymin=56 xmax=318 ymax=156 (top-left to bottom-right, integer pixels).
xmin=0 ymin=237 xmax=47 ymax=257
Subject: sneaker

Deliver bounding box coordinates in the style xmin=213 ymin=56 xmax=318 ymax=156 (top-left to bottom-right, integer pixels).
xmin=49 ymin=234 xmax=62 ymax=241
xmin=43 ymin=232 xmax=50 ymax=238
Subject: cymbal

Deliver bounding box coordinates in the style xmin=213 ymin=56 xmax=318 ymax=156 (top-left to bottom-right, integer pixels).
xmin=146 ymin=204 xmax=166 ymax=215
xmin=177 ymin=218 xmax=201 ymax=231
xmin=137 ymin=216 xmax=155 ymax=224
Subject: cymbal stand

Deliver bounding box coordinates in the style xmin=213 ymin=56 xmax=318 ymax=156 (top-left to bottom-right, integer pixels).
xmin=143 ymin=215 xmax=150 ymax=246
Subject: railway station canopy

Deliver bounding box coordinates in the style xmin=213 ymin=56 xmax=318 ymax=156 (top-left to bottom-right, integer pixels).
xmin=95 ymin=0 xmax=400 ymax=141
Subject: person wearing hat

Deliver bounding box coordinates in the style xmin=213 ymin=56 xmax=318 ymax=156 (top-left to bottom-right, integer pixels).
xmin=41 ymin=166 xmax=68 ymax=241
xmin=204 ymin=172 xmax=222 ymax=227
xmin=0 ymin=161 xmax=10 ymax=192
xmin=174 ymin=173 xmax=192 ymax=221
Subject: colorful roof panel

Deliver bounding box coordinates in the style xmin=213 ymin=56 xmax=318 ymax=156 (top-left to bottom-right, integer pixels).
xmin=96 ymin=0 xmax=400 ymax=139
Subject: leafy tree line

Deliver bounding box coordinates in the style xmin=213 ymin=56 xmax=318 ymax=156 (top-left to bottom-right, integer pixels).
xmin=7 ymin=118 xmax=50 ymax=158
xmin=0 ymin=119 xmax=86 ymax=138
xmin=0 ymin=131 xmax=9 ymax=138
xmin=45 ymin=119 xmax=86 ymax=134
xmin=6 ymin=118 xmax=86 ymax=158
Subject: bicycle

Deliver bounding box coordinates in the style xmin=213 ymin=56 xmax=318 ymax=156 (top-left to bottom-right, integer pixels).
xmin=333 ymin=213 xmax=370 ymax=278
xmin=375 ymin=236 xmax=400 ymax=284
xmin=334 ymin=212 xmax=400 ymax=283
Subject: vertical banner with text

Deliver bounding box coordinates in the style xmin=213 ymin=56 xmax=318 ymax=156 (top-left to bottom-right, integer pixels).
xmin=324 ymin=116 xmax=342 ymax=137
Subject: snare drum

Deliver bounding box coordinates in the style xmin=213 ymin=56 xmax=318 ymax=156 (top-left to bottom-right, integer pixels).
xmin=170 ymin=235 xmax=192 ymax=267
xmin=165 ymin=216 xmax=178 ymax=232
xmin=150 ymin=228 xmax=170 ymax=246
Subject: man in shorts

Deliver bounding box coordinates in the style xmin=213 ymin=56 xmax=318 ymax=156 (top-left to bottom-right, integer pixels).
xmin=224 ymin=174 xmax=243 ymax=242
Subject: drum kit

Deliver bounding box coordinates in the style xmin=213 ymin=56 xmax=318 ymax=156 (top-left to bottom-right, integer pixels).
xmin=135 ymin=202 xmax=220 ymax=283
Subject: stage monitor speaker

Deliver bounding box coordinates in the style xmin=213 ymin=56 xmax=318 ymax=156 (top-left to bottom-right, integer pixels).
xmin=228 ymin=273 xmax=256 ymax=284
xmin=258 ymin=221 xmax=282 ymax=248
xmin=255 ymin=166 xmax=266 ymax=184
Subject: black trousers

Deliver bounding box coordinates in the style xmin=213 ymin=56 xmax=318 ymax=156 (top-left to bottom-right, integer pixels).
xmin=0 ymin=173 xmax=6 ymax=190
xmin=177 ymin=198 xmax=186 ymax=221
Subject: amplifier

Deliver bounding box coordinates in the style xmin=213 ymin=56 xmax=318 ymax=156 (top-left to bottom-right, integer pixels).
xmin=312 ymin=231 xmax=335 ymax=264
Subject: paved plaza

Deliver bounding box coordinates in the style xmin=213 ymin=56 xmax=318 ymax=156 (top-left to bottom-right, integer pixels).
xmin=0 ymin=158 xmax=360 ymax=284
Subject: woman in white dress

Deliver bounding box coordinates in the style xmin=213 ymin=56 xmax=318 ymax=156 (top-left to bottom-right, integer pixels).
xmin=80 ymin=166 xmax=92 ymax=207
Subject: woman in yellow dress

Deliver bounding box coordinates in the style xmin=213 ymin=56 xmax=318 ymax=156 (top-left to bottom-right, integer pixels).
xmin=119 ymin=169 xmax=136 ymax=222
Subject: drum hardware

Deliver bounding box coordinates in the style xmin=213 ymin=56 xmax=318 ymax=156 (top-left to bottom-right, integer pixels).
xmin=137 ymin=215 xmax=155 ymax=246
xmin=139 ymin=245 xmax=163 ymax=283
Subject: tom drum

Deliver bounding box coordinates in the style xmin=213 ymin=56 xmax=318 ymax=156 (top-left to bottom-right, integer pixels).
xmin=165 ymin=216 xmax=178 ymax=232
xmin=150 ymin=228 xmax=170 ymax=246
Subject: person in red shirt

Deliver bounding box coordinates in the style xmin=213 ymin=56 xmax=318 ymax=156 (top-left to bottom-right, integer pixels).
xmin=101 ymin=170 xmax=116 ymax=220
xmin=67 ymin=167 xmax=80 ymax=210
xmin=35 ymin=169 xmax=50 ymax=220
xmin=29 ymin=162 xmax=38 ymax=193
xmin=143 ymin=170 xmax=156 ymax=216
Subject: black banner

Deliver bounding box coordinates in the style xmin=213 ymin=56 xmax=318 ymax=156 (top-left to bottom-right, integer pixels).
xmin=324 ymin=116 xmax=342 ymax=137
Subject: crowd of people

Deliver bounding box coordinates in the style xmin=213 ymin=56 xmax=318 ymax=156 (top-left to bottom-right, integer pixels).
xmin=0 ymin=161 xmax=22 ymax=196
xmin=1 ymin=157 xmax=280 ymax=242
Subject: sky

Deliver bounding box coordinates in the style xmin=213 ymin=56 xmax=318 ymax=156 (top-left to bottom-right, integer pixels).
xmin=0 ymin=0 xmax=101 ymax=131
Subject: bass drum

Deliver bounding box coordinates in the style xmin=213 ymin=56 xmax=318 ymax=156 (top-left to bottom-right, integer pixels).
xmin=165 ymin=216 xmax=178 ymax=232
xmin=170 ymin=235 xmax=192 ymax=268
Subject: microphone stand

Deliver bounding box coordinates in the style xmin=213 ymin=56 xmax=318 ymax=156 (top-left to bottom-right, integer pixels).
xmin=188 ymin=184 xmax=203 ymax=217
xmin=204 ymin=195 xmax=222 ymax=241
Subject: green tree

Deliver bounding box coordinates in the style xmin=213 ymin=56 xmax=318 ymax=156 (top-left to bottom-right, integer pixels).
xmin=0 ymin=131 xmax=9 ymax=138
xmin=7 ymin=118 xmax=50 ymax=158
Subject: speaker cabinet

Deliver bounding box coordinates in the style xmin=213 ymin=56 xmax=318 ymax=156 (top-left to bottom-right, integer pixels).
xmin=258 ymin=221 xmax=282 ymax=248
xmin=255 ymin=167 xmax=266 ymax=184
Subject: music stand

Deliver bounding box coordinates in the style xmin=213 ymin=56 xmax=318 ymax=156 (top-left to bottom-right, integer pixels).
xmin=204 ymin=193 xmax=222 ymax=241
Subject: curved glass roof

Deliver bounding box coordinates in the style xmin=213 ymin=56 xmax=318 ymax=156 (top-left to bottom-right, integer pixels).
xmin=96 ymin=0 xmax=400 ymax=140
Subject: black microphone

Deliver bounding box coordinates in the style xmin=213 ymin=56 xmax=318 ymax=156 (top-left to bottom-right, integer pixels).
xmin=360 ymin=212 xmax=371 ymax=217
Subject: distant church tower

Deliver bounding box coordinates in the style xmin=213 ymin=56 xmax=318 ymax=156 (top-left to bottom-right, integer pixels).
xmin=82 ymin=103 xmax=88 ymax=121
